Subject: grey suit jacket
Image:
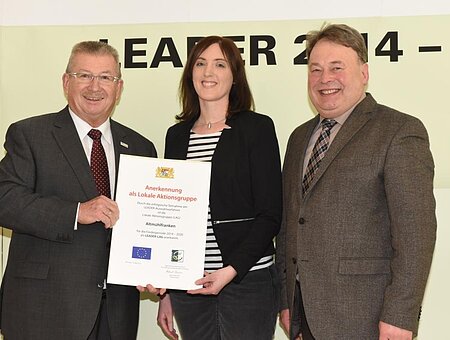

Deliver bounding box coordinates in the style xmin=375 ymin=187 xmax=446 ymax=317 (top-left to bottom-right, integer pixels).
xmin=276 ymin=94 xmax=436 ymax=339
xmin=0 ymin=107 xmax=157 ymax=340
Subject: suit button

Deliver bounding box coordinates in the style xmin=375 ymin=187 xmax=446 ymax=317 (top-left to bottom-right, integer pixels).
xmin=292 ymin=257 xmax=297 ymax=264
xmin=298 ymin=217 xmax=305 ymax=224
xmin=97 ymin=283 xmax=104 ymax=289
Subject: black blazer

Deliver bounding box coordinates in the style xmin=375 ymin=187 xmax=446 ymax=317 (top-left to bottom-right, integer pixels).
xmin=165 ymin=110 xmax=282 ymax=281
xmin=0 ymin=107 xmax=157 ymax=340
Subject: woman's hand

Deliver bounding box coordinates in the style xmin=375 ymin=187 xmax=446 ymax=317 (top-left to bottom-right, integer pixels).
xmin=187 ymin=266 xmax=237 ymax=295
xmin=157 ymin=294 xmax=178 ymax=340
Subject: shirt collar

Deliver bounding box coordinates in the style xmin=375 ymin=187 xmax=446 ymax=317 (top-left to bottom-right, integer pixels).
xmin=319 ymin=92 xmax=366 ymax=127
xmin=319 ymin=92 xmax=366 ymax=126
xmin=319 ymin=110 xmax=350 ymax=127
xmin=68 ymin=108 xmax=113 ymax=145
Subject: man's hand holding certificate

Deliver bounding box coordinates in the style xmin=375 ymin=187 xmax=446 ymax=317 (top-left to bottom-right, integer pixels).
xmin=107 ymin=155 xmax=210 ymax=290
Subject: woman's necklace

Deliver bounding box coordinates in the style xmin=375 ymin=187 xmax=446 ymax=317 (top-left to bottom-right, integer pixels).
xmin=196 ymin=117 xmax=226 ymax=129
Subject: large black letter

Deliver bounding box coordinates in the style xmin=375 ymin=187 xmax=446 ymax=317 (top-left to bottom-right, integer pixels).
xmin=250 ymin=35 xmax=276 ymax=65
xmin=124 ymin=38 xmax=147 ymax=68
xmin=150 ymin=38 xmax=183 ymax=68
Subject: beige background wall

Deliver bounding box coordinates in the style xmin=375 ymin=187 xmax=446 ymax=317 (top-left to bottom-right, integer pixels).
xmin=0 ymin=5 xmax=449 ymax=339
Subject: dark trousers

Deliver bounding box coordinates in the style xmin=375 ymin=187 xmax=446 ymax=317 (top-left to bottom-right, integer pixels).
xmin=291 ymin=280 xmax=315 ymax=340
xmin=170 ymin=265 xmax=280 ymax=340
xmin=87 ymin=291 xmax=111 ymax=340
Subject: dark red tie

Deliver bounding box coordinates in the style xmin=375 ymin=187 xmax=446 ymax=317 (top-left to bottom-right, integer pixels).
xmin=88 ymin=129 xmax=111 ymax=198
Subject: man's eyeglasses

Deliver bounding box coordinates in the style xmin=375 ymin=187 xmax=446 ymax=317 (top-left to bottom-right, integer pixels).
xmin=67 ymin=72 xmax=120 ymax=84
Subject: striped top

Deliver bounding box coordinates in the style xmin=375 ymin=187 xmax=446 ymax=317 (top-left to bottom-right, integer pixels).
xmin=187 ymin=130 xmax=273 ymax=272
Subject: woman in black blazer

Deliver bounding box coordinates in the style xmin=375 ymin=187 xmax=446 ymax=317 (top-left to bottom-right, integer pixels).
xmin=157 ymin=36 xmax=282 ymax=340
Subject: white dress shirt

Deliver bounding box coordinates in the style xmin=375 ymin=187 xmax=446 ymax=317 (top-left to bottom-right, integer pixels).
xmin=69 ymin=108 xmax=116 ymax=229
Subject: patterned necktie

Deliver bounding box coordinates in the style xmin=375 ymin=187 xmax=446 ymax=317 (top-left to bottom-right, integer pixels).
xmin=88 ymin=129 xmax=111 ymax=198
xmin=302 ymin=119 xmax=337 ymax=195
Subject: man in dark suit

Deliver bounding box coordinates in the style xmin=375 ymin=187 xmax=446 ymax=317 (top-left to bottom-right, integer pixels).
xmin=0 ymin=41 xmax=157 ymax=339
xmin=276 ymin=24 xmax=436 ymax=340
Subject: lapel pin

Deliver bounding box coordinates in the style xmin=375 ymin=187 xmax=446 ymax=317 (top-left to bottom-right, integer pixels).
xmin=120 ymin=141 xmax=129 ymax=148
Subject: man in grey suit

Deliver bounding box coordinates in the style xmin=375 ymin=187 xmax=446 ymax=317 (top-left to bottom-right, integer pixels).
xmin=276 ymin=24 xmax=436 ymax=340
xmin=0 ymin=41 xmax=157 ymax=339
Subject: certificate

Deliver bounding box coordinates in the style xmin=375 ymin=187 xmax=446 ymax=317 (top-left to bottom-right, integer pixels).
xmin=107 ymin=155 xmax=211 ymax=290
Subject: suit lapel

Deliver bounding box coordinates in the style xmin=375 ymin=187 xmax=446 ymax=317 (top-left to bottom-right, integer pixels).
xmin=299 ymin=116 xmax=320 ymax=173
xmin=52 ymin=112 xmax=136 ymax=201
xmin=110 ymin=120 xmax=134 ymax=199
xmin=52 ymin=107 xmax=98 ymax=199
xmin=304 ymin=95 xmax=376 ymax=197
xmin=167 ymin=119 xmax=195 ymax=160
xmin=111 ymin=120 xmax=125 ymax=176
xmin=289 ymin=116 xmax=319 ymax=204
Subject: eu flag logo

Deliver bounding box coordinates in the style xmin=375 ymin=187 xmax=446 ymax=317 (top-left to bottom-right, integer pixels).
xmin=132 ymin=246 xmax=152 ymax=260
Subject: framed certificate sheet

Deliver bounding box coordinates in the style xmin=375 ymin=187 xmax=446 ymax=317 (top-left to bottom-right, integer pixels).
xmin=107 ymin=155 xmax=211 ymax=290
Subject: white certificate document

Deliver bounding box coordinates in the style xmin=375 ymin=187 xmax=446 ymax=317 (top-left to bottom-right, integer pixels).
xmin=107 ymin=155 xmax=211 ymax=290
